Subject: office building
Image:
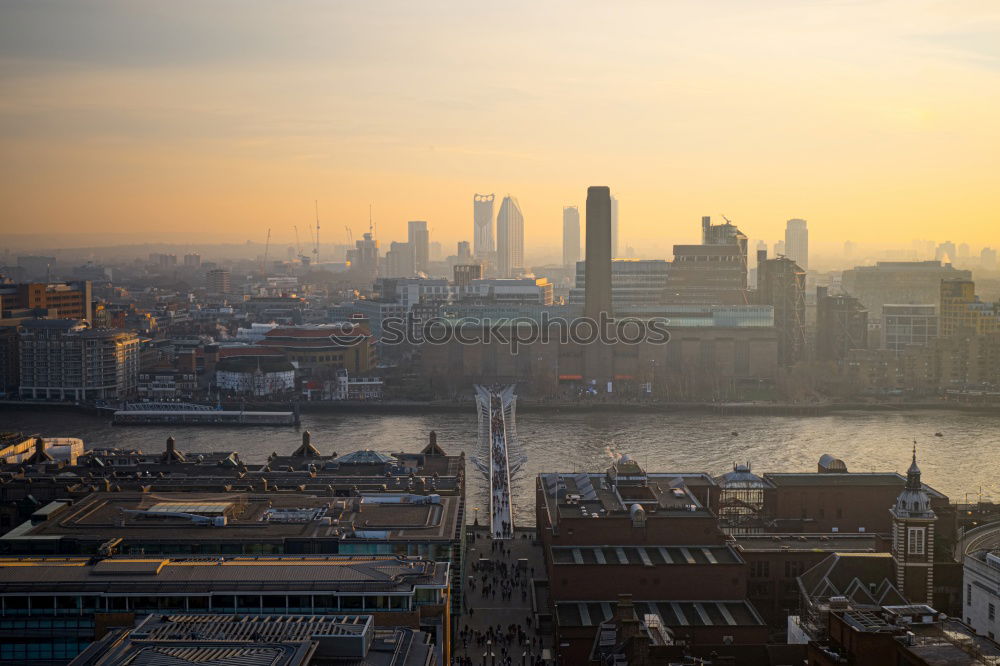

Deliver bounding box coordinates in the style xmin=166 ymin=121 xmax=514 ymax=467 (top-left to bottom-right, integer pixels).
xmin=347 ymin=232 xmax=380 ymax=281
xmin=784 ymin=218 xmax=808 ymax=271
xmin=562 ymin=206 xmax=580 ymax=268
xmin=182 ymin=253 xmax=201 ymax=268
xmin=940 ymin=279 xmax=1000 ymax=337
xmin=384 ymin=241 xmax=415 ymax=278
xmin=569 ymin=259 xmax=669 ymax=312
xmin=18 ymin=319 xmax=139 ymax=401
xmin=584 ymin=186 xmax=613 ymax=319
xmin=816 ymin=287 xmax=868 ymax=361
xmin=473 ymin=193 xmax=495 ymax=257
xmin=882 ymin=304 xmax=938 ymax=350
xmin=452 ymin=264 xmax=482 ymax=286
xmin=756 ymin=251 xmax=806 ymax=366
xmin=206 ymin=268 xmax=232 ymax=294
xmin=664 ymin=217 xmax=749 ymax=305
xmin=496 ymin=195 xmax=524 ymax=278
xmin=0 ymin=280 xmax=93 ymax=321
xmin=408 ymin=220 xmax=429 ymax=273
xmin=841 ymin=261 xmax=969 ymax=320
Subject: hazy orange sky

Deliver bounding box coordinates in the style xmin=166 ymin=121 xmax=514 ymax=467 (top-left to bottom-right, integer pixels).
xmin=1 ymin=0 xmax=998 ymax=256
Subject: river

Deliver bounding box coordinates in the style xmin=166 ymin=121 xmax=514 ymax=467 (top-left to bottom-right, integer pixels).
xmin=3 ymin=408 xmax=998 ymax=525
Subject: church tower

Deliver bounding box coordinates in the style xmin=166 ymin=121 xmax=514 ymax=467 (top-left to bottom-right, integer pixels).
xmin=890 ymin=446 xmax=936 ymax=604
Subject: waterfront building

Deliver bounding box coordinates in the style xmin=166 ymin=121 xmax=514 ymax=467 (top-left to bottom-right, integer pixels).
xmin=755 ymin=251 xmax=806 ymax=366
xmin=258 ymin=323 xmax=376 ymax=376
xmin=568 ymin=259 xmax=670 ymax=313
xmin=940 ymin=279 xmax=1000 ymax=337
xmin=137 ymin=367 xmax=198 ymax=400
xmin=18 ymin=319 xmax=139 ymax=401
xmin=882 ymin=304 xmax=938 ymax=351
xmin=841 ymin=261 xmax=969 ymax=322
xmin=815 ymin=287 xmax=868 ymax=361
xmin=663 ymin=217 xmax=749 ymax=305
xmin=215 ymin=354 xmax=296 ymax=396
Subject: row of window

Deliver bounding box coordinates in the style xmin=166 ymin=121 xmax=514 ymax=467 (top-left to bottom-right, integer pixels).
xmin=0 ymin=591 xmax=438 ymax=614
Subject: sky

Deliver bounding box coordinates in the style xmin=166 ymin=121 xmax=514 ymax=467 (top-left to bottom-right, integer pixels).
xmin=1 ymin=0 xmax=999 ymax=257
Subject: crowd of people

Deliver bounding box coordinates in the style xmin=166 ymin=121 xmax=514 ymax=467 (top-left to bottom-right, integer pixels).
xmin=489 ymin=401 xmax=513 ymax=539
xmin=456 ymin=532 xmax=545 ymax=666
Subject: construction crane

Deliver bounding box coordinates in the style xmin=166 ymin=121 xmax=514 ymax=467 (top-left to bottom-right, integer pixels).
xmin=345 ymin=225 xmax=353 ymax=247
xmin=293 ymin=226 xmax=310 ymax=266
xmin=313 ymin=200 xmax=321 ymax=266
xmin=261 ymin=228 xmax=271 ymax=273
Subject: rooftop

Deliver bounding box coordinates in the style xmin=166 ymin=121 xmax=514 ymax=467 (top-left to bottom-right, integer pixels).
xmin=70 ymin=614 xmax=435 ymax=666
xmin=2 ymin=489 xmax=460 ymax=546
xmin=557 ymin=600 xmax=764 ymax=629
xmin=0 ymin=555 xmax=449 ymax=594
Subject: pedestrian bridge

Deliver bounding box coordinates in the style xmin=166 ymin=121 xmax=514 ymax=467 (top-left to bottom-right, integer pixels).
xmin=472 ymin=385 xmax=525 ymax=540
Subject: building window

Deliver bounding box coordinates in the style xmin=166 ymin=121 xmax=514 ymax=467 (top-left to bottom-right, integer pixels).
xmin=990 ymin=603 xmax=996 ymax=621
xmin=968 ymin=584 xmax=973 ymax=606
xmin=907 ymin=527 xmax=926 ymax=555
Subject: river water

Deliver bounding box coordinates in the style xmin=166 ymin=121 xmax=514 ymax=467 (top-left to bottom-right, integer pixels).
xmin=3 ymin=409 xmax=998 ymax=525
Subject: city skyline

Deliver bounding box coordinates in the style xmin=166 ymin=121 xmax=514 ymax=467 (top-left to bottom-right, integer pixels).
xmin=2 ymin=1 xmax=999 ymax=250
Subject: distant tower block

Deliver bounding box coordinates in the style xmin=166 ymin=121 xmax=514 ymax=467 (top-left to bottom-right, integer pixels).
xmin=473 ymin=194 xmax=495 ymax=257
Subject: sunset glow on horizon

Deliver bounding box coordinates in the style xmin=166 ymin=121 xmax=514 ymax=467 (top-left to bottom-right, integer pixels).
xmin=2 ymin=0 xmax=999 ymax=256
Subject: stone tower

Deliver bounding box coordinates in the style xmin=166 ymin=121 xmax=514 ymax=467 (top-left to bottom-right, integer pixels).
xmin=889 ymin=446 xmax=936 ymax=604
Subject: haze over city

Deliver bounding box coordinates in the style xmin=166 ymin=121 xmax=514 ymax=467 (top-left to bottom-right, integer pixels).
xmin=2 ymin=0 xmax=999 ymax=254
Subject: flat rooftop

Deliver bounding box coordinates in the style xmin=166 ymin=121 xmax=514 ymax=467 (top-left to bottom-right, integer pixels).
xmin=734 ymin=533 xmax=879 ymax=552
xmin=3 ymin=490 xmax=460 ymax=545
xmin=0 ymin=555 xmax=449 ymax=593
xmin=538 ymin=469 xmax=714 ymax=521
xmin=763 ymin=472 xmax=947 ymax=498
xmin=557 ymin=600 xmax=764 ymax=629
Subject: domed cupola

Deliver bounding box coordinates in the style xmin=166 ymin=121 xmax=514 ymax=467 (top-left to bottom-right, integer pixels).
xmin=893 ymin=444 xmax=933 ymax=519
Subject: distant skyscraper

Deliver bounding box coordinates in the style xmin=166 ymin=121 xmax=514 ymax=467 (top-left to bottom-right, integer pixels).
xmin=384 ymin=241 xmax=414 ymax=278
xmin=773 ymin=240 xmax=785 ymax=257
xmin=496 ymin=195 xmax=524 ymax=278
xmin=473 ymin=194 xmax=495 ymax=257
xmin=584 ymin=187 xmax=612 ymax=319
xmin=610 ymin=195 xmax=619 ymax=258
xmin=982 ymin=247 xmax=997 ymax=271
xmin=407 ymin=221 xmax=429 ymax=273
xmin=456 ymin=241 xmax=472 ymax=263
xmin=756 ymin=250 xmax=806 ymax=366
xmin=936 ymin=241 xmax=956 ymax=264
xmin=784 ymin=218 xmax=808 ymax=271
xmin=562 ymin=206 xmax=580 ymax=268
